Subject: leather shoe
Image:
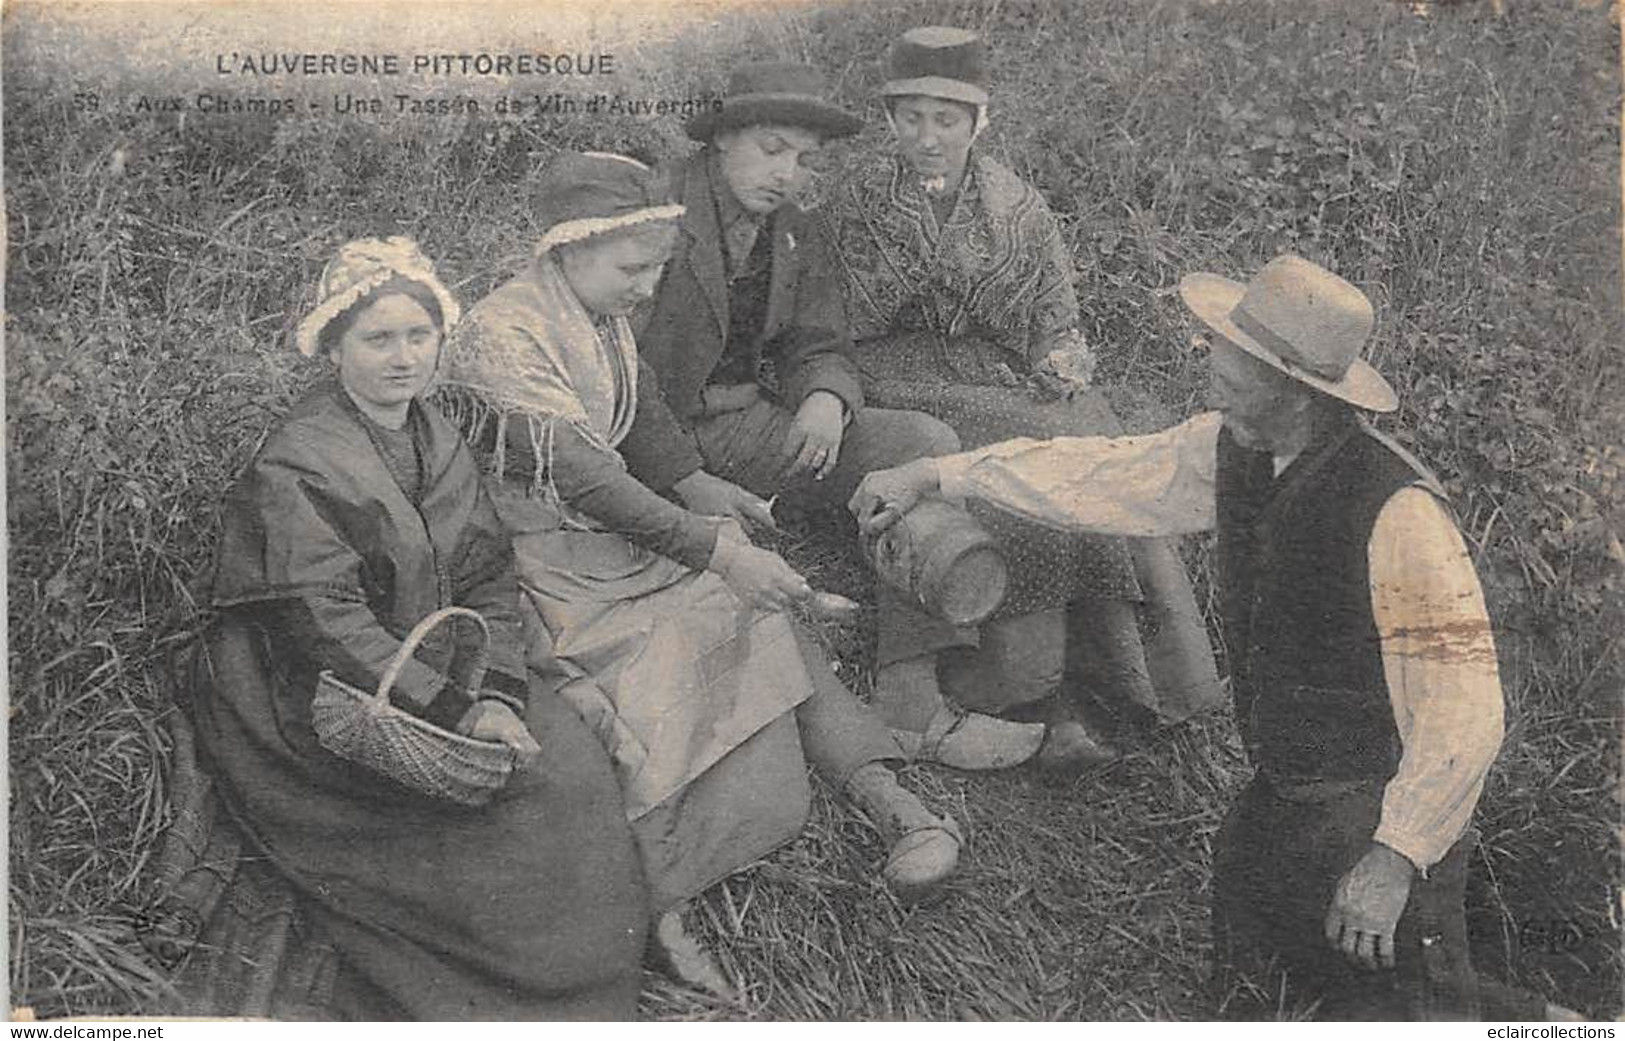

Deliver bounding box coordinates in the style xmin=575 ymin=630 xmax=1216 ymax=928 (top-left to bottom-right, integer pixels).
xmin=882 ymin=814 xmax=964 ymax=904
xmin=1034 ymin=719 xmax=1121 ymax=773
xmin=650 ymin=907 xmax=737 ymax=1000
xmin=845 ymin=762 xmax=963 ymax=903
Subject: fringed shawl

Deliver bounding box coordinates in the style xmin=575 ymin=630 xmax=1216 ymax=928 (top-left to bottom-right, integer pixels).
xmin=433 ymin=256 xmax=639 ymax=526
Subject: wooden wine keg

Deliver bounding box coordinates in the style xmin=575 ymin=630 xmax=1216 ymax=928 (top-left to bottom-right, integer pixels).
xmin=865 ymin=499 xmax=1008 ymax=627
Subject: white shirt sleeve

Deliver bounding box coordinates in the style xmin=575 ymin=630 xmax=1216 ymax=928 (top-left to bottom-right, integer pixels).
xmin=934 ymin=411 xmax=1224 ymax=537
xmin=1368 ymin=487 xmax=1506 ymax=871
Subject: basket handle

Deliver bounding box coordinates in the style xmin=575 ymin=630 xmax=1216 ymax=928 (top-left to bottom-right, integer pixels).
xmin=374 ymin=606 xmax=492 ymax=707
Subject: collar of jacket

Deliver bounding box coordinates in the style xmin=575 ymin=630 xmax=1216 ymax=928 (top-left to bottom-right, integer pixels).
xmin=708 ymin=149 xmax=760 ymax=236
xmin=671 ymin=151 xmax=807 ymax=345
xmin=673 ymin=152 xmax=731 ymax=338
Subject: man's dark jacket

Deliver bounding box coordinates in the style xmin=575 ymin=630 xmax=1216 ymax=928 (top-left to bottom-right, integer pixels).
xmin=619 ymin=150 xmax=865 ymax=491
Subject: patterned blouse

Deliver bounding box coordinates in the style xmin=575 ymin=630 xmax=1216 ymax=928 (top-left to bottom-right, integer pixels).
xmin=824 ymin=152 xmax=1088 ymax=370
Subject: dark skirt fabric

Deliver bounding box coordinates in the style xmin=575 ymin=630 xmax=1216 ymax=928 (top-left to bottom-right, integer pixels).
xmin=180 ymin=616 xmax=649 ymax=1021
xmin=146 ymin=704 xmax=338 ymax=1020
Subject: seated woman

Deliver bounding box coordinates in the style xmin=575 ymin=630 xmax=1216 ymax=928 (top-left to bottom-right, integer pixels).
xmin=179 ymin=237 xmax=648 ymax=1019
xmin=822 ymin=27 xmax=1223 ymax=766
xmin=433 ymin=153 xmax=963 ymax=952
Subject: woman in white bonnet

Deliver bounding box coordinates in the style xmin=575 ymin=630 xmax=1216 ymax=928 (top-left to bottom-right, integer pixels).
xmin=178 ymin=236 xmax=647 ymax=1019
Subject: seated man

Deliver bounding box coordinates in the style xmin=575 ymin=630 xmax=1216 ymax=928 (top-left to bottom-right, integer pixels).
xmin=621 ymin=60 xmax=1043 ymax=770
xmin=852 ymin=255 xmax=1574 ymax=1020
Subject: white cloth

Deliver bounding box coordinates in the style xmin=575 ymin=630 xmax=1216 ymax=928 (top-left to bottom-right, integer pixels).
xmin=935 ymin=411 xmax=1504 ymax=870
xmin=435 ymin=256 xmax=639 ymax=515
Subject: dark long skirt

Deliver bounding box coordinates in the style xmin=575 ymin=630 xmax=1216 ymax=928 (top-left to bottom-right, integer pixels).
xmin=175 ymin=616 xmax=649 ymax=1020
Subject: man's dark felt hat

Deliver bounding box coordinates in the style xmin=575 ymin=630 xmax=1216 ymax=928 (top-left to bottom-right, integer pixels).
xmin=686 ymin=60 xmax=863 ymax=141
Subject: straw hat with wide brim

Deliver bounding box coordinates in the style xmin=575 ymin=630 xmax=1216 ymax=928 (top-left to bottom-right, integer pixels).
xmin=1179 ymin=254 xmax=1398 ymax=413
xmin=687 ymin=61 xmax=863 ymax=142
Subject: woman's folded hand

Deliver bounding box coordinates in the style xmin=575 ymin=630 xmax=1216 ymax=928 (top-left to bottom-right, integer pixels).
xmin=460 ymin=700 xmax=542 ymax=769
xmin=1030 ymin=334 xmax=1098 ymax=401
xmin=709 ymin=537 xmax=812 ymax=612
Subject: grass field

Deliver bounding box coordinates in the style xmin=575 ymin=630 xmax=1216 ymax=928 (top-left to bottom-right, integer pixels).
xmin=6 ymin=0 xmax=1621 ymax=1020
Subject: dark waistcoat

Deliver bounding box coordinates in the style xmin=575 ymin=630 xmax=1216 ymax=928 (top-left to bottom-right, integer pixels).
xmin=1215 ymin=414 xmax=1446 ymax=782
xmin=713 ymin=217 xmax=777 ymax=389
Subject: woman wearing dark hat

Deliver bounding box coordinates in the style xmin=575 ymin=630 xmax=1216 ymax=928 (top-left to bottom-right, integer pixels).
xmin=824 ymin=27 xmax=1224 ymax=768
xmin=435 ymin=153 xmax=965 ymax=977
xmin=168 ymin=237 xmax=648 ymax=1019
xmin=628 ymin=60 xmax=1049 ymax=774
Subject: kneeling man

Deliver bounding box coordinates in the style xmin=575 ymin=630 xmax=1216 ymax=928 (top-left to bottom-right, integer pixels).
xmin=853 ymin=254 xmax=1563 ymax=1020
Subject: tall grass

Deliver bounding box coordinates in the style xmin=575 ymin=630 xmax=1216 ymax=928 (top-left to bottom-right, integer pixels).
xmin=6 ymin=0 xmax=1620 ymax=1019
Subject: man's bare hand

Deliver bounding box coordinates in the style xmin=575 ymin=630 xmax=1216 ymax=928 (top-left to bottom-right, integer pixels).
xmin=779 ymin=390 xmax=846 ymax=482
xmin=1324 ymin=842 xmax=1415 ymax=970
xmin=848 ymin=458 xmax=941 ymax=536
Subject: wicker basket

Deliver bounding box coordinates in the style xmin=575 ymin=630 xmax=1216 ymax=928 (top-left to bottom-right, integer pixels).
xmin=311 ymin=606 xmax=516 ymax=807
